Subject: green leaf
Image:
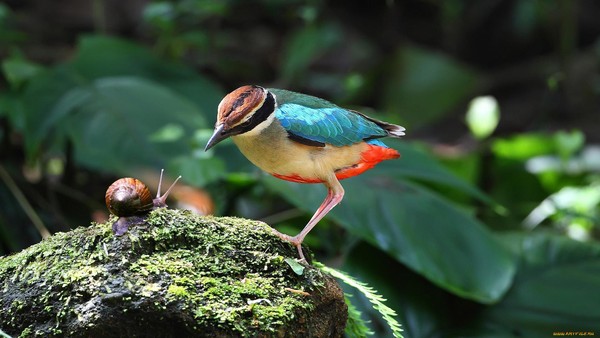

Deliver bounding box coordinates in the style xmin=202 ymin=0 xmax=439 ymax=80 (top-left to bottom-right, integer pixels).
xmin=383 ymin=46 xmax=480 ymax=127
xmin=1 ymin=57 xmax=45 ymax=88
xmin=492 ymin=133 xmax=555 ymax=160
xmin=264 ymin=149 xmax=516 ymax=303
xmin=284 ymin=257 xmax=305 ymax=275
xmin=554 ymin=130 xmax=584 ymax=161
xmin=0 ymin=92 xmax=25 ymax=131
xmin=465 ymin=95 xmax=500 ymax=139
xmin=21 ymin=65 xmax=81 ymax=158
xmin=71 ymin=35 xmax=223 ymax=116
xmin=149 ymin=123 xmax=186 ymax=143
xmin=524 ymin=183 xmax=600 ymax=235
xmin=472 ymin=232 xmax=600 ymax=336
xmin=55 ymin=76 xmax=206 ymax=173
xmin=20 ymin=35 xmax=223 ymax=166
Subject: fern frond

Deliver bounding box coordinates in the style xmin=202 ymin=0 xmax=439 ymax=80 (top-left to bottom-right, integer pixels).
xmin=315 ymin=262 xmax=404 ymax=338
xmin=344 ymin=293 xmax=374 ymax=337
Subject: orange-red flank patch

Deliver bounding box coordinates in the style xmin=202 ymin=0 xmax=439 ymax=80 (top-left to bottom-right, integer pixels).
xmin=272 ymin=144 xmax=400 ymax=184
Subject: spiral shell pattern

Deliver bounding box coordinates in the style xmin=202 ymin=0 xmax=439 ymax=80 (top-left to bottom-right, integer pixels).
xmin=105 ymin=178 xmax=153 ymax=217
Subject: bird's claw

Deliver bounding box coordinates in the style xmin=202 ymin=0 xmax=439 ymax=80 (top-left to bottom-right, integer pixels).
xmin=295 ymin=244 xmax=307 ymax=263
xmin=271 ymin=228 xmax=308 ymax=262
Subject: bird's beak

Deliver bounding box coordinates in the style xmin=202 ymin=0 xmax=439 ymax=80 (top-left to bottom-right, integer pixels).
xmin=205 ymin=124 xmax=228 ymax=151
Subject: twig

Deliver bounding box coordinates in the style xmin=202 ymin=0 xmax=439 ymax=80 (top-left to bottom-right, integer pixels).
xmin=0 ymin=165 xmax=51 ymax=239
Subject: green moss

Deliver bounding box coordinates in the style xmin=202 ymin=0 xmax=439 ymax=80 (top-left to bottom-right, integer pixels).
xmin=17 ymin=327 xmax=32 ymax=338
xmin=167 ymin=284 xmax=189 ymax=298
xmin=0 ymin=208 xmax=344 ymax=337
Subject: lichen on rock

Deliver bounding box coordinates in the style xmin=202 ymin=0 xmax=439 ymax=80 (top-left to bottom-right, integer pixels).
xmin=0 ymin=208 xmax=347 ymax=337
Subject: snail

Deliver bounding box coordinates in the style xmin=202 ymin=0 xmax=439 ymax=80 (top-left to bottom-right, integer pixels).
xmin=105 ymin=169 xmax=181 ymax=235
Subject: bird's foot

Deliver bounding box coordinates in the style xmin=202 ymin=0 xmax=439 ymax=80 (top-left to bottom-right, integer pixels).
xmin=271 ymin=228 xmax=308 ymax=263
xmin=294 ymin=244 xmax=307 ymax=264
xmin=271 ymin=228 xmax=296 ymax=243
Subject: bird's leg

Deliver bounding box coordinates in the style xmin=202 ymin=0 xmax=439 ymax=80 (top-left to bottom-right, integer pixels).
xmin=272 ymin=176 xmax=345 ymax=261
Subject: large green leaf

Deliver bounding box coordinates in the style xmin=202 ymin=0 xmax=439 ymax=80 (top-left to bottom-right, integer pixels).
xmin=71 ymin=35 xmax=223 ymax=117
xmin=263 ymin=152 xmax=516 ymax=303
xmin=22 ymin=65 xmax=81 ymax=156
xmin=342 ymin=232 xmax=600 ymax=337
xmin=469 ymin=232 xmax=600 ymax=337
xmin=21 ymin=35 xmax=223 ymax=160
xmin=54 ymin=76 xmax=212 ymax=175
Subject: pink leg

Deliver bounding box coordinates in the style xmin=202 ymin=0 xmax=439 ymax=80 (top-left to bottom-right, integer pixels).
xmin=273 ymin=176 xmax=345 ymax=261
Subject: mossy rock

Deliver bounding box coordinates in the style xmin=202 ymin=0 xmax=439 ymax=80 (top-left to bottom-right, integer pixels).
xmin=0 ymin=208 xmax=347 ymax=337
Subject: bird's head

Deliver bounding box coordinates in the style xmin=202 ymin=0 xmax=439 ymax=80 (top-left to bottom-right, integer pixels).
xmin=205 ymin=85 xmax=275 ymax=151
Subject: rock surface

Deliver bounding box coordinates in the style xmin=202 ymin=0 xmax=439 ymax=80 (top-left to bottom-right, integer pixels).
xmin=0 ymin=209 xmax=347 ymax=337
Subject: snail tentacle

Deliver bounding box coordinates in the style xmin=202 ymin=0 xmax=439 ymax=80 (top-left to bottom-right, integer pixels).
xmin=105 ymin=170 xmax=182 ymax=236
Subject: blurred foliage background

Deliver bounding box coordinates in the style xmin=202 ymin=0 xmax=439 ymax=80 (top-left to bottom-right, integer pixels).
xmin=1 ymin=0 xmax=600 ymax=337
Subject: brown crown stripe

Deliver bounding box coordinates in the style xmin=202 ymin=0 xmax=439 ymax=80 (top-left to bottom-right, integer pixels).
xmin=218 ymin=86 xmax=266 ymax=128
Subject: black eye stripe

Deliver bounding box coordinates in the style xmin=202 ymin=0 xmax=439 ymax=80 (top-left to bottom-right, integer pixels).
xmin=249 ymin=92 xmax=275 ymax=125
xmin=230 ymin=92 xmax=275 ymax=134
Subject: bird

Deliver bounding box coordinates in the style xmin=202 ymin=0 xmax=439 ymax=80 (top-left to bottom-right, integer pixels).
xmin=205 ymin=85 xmax=405 ymax=261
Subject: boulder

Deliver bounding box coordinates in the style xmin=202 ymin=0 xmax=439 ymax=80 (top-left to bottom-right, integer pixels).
xmin=0 ymin=209 xmax=347 ymax=337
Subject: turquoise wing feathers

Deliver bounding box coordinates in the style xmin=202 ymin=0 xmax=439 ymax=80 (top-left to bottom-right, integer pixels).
xmin=269 ymin=89 xmax=389 ymax=147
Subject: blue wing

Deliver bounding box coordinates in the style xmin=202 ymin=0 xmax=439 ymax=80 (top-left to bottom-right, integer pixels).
xmin=271 ymin=90 xmax=389 ymax=147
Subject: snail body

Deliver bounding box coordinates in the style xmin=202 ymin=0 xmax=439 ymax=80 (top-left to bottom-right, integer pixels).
xmin=105 ymin=170 xmax=181 ymax=235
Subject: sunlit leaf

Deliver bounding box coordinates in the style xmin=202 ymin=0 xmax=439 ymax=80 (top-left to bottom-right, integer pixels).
xmin=554 ymin=130 xmax=585 ymax=161
xmin=492 ymin=133 xmax=555 ymax=160
xmin=149 ymin=124 xmax=186 ymax=143
xmin=465 ymin=96 xmax=500 ymax=139
xmin=524 ymin=183 xmax=600 ymax=240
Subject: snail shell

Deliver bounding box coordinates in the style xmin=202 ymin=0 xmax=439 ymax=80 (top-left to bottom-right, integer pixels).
xmin=105 ymin=171 xmax=181 ymax=236
xmin=105 ymin=178 xmax=153 ymax=217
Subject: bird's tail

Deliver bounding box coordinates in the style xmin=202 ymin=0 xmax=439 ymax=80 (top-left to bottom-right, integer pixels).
xmin=354 ymin=110 xmax=406 ymax=138
xmin=381 ymin=123 xmax=406 ymax=138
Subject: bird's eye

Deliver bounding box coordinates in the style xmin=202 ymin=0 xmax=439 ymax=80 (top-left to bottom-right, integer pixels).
xmin=237 ymin=116 xmax=254 ymax=129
